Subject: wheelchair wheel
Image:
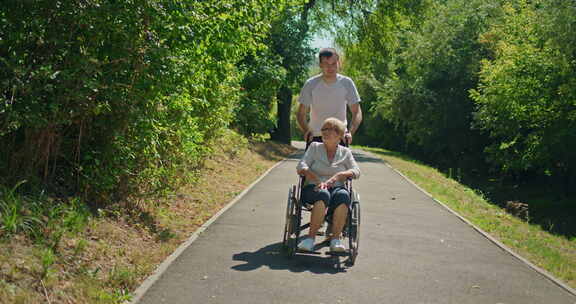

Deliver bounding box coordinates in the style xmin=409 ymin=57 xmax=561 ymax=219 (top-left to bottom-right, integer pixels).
xmin=347 ymin=200 xmax=360 ymax=265
xmin=282 ymin=185 xmax=298 ymax=257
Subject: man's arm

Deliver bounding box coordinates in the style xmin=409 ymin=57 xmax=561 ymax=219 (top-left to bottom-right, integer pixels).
xmin=344 ymin=103 xmax=362 ymax=144
xmin=297 ymin=103 xmax=311 ymax=141
xmin=348 ymin=103 xmax=363 ymax=135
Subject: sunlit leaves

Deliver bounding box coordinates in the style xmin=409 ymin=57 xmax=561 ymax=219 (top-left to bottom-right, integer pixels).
xmin=0 ymin=0 xmax=288 ymax=204
xmin=471 ymin=0 xmax=576 ymax=174
xmin=339 ymin=0 xmax=575 ymax=181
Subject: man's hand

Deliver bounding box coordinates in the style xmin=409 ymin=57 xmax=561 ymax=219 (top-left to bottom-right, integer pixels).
xmin=304 ymin=130 xmax=312 ymax=143
xmin=347 ymin=103 xmax=362 ymax=145
xmin=344 ymin=132 xmax=352 ymax=145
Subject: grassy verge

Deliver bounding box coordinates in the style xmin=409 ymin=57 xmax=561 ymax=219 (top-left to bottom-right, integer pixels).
xmin=361 ymin=146 xmax=576 ymax=290
xmin=0 ymin=131 xmax=296 ymax=304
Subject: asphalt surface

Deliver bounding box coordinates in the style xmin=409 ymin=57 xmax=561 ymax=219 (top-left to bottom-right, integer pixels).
xmin=133 ymin=143 xmax=576 ymax=304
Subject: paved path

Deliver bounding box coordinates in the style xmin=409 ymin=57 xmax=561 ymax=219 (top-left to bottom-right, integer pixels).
xmin=133 ymin=144 xmax=576 ymax=304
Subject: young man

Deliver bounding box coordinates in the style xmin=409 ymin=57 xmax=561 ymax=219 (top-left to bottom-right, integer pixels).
xmin=297 ymin=48 xmax=363 ymax=147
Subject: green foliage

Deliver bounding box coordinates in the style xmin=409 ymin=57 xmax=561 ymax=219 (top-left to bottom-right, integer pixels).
xmin=234 ymin=54 xmax=286 ymax=135
xmin=334 ymin=0 xmax=430 ymax=150
xmin=37 ymin=247 xmax=56 ymax=280
xmin=387 ymin=0 xmax=499 ymax=165
xmin=471 ymin=0 xmax=576 ymax=177
xmin=107 ymin=265 xmax=138 ymax=290
xmin=0 ymin=0 xmax=288 ymax=206
xmin=339 ymin=0 xmax=498 ymax=169
xmin=268 ymin=9 xmax=315 ymax=88
xmin=0 ymin=182 xmax=90 ymax=246
xmin=337 ymin=0 xmax=429 ymax=82
xmin=0 ymin=182 xmax=42 ymax=237
xmin=338 ymin=0 xmax=575 ymax=191
xmin=226 ymin=3 xmax=317 ymax=139
xmin=270 ymin=7 xmax=315 ymax=143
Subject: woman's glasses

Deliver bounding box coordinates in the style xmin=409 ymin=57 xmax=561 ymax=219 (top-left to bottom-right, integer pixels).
xmin=321 ymin=127 xmax=337 ymax=132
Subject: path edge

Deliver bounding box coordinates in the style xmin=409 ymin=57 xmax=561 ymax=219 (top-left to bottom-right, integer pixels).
xmin=361 ymin=150 xmax=576 ymax=297
xmin=127 ymin=157 xmax=289 ymax=304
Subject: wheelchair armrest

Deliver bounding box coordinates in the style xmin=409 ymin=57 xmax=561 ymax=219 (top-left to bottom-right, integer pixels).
xmin=345 ymin=178 xmax=359 ymax=203
xmin=345 ymin=178 xmax=352 ymax=191
xmin=351 ymin=191 xmax=360 ymax=204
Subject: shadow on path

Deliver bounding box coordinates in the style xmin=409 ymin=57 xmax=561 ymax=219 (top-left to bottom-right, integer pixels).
xmin=351 ymin=152 xmax=386 ymax=164
xmin=286 ymin=149 xmax=386 ymax=165
xmin=231 ymin=242 xmax=350 ymax=274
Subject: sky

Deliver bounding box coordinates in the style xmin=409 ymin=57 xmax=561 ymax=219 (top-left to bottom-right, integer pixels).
xmin=310 ymin=30 xmax=336 ymax=50
xmin=311 ymin=35 xmax=334 ymax=50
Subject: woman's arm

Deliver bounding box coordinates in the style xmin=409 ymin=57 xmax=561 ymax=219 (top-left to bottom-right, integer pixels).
xmin=298 ymin=167 xmax=322 ymax=185
xmin=325 ymin=149 xmax=361 ymax=186
xmin=345 ymin=149 xmax=361 ymax=179
xmin=296 ymin=142 xmax=320 ymax=183
xmin=325 ymin=169 xmax=355 ymax=187
xmin=297 ymin=143 xmax=333 ymax=189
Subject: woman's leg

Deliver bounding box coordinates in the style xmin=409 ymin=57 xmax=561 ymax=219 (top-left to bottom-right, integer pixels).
xmin=300 ymin=185 xmax=330 ymax=239
xmin=308 ymin=201 xmax=326 ymax=238
xmin=330 ymin=204 xmax=348 ymax=239
xmin=329 ymin=188 xmax=350 ymax=239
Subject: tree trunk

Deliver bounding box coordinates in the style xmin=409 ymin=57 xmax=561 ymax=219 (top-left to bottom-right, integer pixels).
xmin=271 ymin=85 xmax=292 ymax=144
xmin=270 ymin=0 xmax=316 ymax=145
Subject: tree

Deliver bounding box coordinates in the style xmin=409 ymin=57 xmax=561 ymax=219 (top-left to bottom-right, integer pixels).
xmin=269 ymin=3 xmax=317 ymax=143
xmin=0 ymin=0 xmax=288 ymax=203
xmin=471 ymin=0 xmax=576 ymax=190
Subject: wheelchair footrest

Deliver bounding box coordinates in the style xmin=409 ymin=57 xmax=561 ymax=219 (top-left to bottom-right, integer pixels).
xmin=314 ymin=239 xmax=330 ymax=249
xmin=325 ymin=250 xmax=350 ymax=256
xmin=296 ymin=249 xmax=322 ymax=255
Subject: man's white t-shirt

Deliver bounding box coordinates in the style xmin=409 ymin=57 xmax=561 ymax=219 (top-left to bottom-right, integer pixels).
xmin=298 ymin=74 xmax=361 ymax=136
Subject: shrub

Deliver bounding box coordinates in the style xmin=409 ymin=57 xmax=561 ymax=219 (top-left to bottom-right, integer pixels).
xmin=0 ymin=0 xmax=287 ymax=206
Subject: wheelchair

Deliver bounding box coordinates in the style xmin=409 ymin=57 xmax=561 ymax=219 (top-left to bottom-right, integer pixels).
xmin=282 ymin=175 xmax=361 ymax=266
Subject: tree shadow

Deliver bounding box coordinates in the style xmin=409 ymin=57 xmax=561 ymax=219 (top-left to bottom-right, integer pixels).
xmin=358 ymin=149 xmax=422 ymax=165
xmin=113 ymin=202 xmax=176 ymax=242
xmin=350 ymin=152 xmax=387 ymax=164
xmin=285 ymin=147 xmax=386 ymax=165
xmin=363 ymin=147 xmax=576 ymax=239
xmin=231 ymin=242 xmax=351 ymax=274
xmin=286 ymin=151 xmax=305 ymax=160
xmin=250 ymin=141 xmax=298 ymax=162
xmin=458 ymin=174 xmax=576 ymax=239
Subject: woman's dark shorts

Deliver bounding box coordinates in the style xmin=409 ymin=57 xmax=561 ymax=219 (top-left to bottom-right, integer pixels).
xmin=301 ymin=184 xmax=351 ymax=220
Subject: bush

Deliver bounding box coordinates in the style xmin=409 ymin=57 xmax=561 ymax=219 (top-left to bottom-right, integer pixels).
xmin=471 ymin=0 xmax=576 ymax=179
xmin=234 ymin=54 xmax=286 ymax=136
xmin=0 ymin=0 xmax=287 ymax=206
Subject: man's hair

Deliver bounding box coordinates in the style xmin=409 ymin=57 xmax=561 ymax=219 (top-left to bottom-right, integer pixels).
xmin=318 ymin=48 xmax=339 ymax=63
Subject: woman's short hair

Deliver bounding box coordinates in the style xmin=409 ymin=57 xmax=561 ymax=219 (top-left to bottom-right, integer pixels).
xmin=322 ymin=117 xmax=346 ymax=136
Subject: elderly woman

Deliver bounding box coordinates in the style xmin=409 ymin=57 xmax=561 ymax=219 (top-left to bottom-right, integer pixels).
xmin=296 ymin=117 xmax=361 ymax=252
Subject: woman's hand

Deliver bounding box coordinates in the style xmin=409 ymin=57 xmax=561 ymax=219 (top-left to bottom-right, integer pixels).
xmin=318 ymin=176 xmax=339 ymax=190
xmin=315 ymin=182 xmax=329 ymax=190
xmin=325 ymin=172 xmax=345 ymax=186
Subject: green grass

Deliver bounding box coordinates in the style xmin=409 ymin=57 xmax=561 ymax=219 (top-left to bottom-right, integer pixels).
xmin=1 ymin=183 xmax=90 ymax=242
xmin=361 ymin=146 xmax=576 ymax=290
xmin=0 ymin=182 xmax=42 ymax=237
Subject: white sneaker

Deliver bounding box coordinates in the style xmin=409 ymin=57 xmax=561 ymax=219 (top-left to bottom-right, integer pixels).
xmin=330 ymin=238 xmax=346 ymax=252
xmin=297 ymin=237 xmax=315 ymax=251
